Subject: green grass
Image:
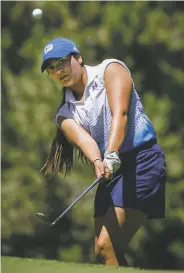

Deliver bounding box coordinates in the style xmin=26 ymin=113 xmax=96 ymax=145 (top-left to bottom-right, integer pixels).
xmin=2 ymin=257 xmax=182 ymax=273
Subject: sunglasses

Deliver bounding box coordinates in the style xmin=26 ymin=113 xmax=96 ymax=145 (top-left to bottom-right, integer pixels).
xmin=46 ymin=56 xmax=70 ymax=75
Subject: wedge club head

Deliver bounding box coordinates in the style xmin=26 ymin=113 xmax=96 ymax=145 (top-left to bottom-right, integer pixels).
xmin=36 ymin=213 xmax=53 ymax=227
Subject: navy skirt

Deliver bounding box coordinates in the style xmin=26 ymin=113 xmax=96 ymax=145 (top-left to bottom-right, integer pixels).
xmin=94 ymin=139 xmax=167 ymax=219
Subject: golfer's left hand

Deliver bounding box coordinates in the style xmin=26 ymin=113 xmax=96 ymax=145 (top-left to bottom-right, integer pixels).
xmin=93 ymin=159 xmax=112 ymax=180
xmin=103 ymin=150 xmax=121 ymax=178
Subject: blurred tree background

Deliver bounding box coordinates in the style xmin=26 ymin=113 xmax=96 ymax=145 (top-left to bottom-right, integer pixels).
xmin=1 ymin=1 xmax=184 ymax=270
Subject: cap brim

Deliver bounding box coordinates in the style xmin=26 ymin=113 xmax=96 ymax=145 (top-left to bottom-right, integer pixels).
xmin=41 ymin=52 xmax=68 ymax=72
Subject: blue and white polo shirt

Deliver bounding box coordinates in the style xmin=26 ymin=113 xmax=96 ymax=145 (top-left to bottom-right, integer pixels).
xmin=56 ymin=59 xmax=156 ymax=156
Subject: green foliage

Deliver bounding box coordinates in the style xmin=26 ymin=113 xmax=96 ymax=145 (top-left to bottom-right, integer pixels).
xmin=2 ymin=1 xmax=184 ymax=269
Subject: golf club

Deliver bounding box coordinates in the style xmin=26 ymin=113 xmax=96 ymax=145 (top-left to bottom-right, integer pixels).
xmin=36 ymin=176 xmax=104 ymax=227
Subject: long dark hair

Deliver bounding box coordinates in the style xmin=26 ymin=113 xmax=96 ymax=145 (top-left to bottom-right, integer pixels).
xmin=41 ymin=55 xmax=86 ymax=176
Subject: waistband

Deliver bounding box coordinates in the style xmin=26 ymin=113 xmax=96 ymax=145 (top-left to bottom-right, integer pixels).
xmin=120 ymin=138 xmax=157 ymax=157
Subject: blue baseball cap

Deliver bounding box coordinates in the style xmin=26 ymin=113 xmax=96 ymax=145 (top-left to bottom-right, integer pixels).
xmin=41 ymin=38 xmax=80 ymax=72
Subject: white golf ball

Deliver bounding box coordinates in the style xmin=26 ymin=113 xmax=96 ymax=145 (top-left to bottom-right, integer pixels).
xmin=32 ymin=8 xmax=43 ymax=19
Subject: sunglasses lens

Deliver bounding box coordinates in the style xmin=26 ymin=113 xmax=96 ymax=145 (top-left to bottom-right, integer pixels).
xmin=45 ymin=56 xmax=69 ymax=75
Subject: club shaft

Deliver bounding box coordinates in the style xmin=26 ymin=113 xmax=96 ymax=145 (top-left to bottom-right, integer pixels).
xmin=52 ymin=177 xmax=103 ymax=226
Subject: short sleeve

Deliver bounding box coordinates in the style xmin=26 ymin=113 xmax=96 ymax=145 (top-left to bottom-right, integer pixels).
xmin=55 ymin=103 xmax=73 ymax=128
xmin=98 ymin=59 xmax=135 ymax=88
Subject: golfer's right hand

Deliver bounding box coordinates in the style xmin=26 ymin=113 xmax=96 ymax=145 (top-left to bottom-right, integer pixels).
xmin=93 ymin=159 xmax=111 ymax=180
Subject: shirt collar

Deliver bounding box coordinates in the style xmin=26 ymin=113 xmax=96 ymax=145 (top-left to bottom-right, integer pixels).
xmin=85 ymin=65 xmax=99 ymax=84
xmin=65 ymin=89 xmax=76 ymax=103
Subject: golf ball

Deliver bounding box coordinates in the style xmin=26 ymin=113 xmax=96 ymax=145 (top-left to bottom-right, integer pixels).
xmin=32 ymin=8 xmax=43 ymax=19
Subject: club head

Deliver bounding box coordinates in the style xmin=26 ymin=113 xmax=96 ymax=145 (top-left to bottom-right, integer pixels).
xmin=36 ymin=213 xmax=53 ymax=226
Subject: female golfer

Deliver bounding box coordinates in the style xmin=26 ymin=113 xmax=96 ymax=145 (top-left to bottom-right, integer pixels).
xmin=41 ymin=38 xmax=167 ymax=266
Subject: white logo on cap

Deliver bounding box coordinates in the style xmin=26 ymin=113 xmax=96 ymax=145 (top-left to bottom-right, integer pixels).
xmin=73 ymin=46 xmax=78 ymax=52
xmin=44 ymin=44 xmax=53 ymax=54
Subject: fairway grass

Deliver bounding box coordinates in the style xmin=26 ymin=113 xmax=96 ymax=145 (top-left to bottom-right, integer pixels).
xmin=2 ymin=257 xmax=182 ymax=273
